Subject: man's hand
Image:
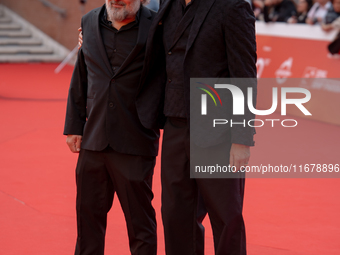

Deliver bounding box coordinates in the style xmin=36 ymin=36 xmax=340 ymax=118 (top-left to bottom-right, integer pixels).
xmin=287 ymin=16 xmax=297 ymax=24
xmin=305 ymin=17 xmax=314 ymax=25
xmin=321 ymin=23 xmax=333 ymax=32
xmin=229 ymin=144 xmax=250 ymax=171
xmin=78 ymin=27 xmax=83 ymax=49
xmin=66 ymin=135 xmax=82 ymax=153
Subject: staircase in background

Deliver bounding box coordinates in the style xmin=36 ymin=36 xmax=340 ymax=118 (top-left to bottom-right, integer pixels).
xmin=0 ymin=4 xmax=69 ymax=63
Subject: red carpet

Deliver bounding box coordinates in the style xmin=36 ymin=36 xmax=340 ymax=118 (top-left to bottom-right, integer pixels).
xmin=0 ymin=63 xmax=339 ymax=254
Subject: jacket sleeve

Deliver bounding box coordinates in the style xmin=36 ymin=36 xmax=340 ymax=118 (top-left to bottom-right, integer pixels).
xmin=224 ymin=0 xmax=257 ymax=146
xmin=63 ymin=38 xmax=88 ymax=135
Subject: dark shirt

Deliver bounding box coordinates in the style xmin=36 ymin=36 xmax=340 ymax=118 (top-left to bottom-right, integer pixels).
xmin=100 ymin=9 xmax=139 ymax=73
xmin=162 ymin=0 xmax=199 ymax=118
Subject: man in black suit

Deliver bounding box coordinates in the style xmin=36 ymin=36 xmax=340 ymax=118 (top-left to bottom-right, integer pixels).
xmin=64 ymin=1 xmax=165 ymax=254
xmin=143 ymin=0 xmax=257 ymax=254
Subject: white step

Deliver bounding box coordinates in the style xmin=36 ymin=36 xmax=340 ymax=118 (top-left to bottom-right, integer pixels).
xmin=0 ymin=16 xmax=11 ymax=23
xmin=0 ymin=46 xmax=54 ymax=54
xmin=0 ymin=23 xmax=21 ymax=30
xmin=0 ymin=54 xmax=65 ymax=62
xmin=0 ymin=30 xmax=32 ymax=38
xmin=0 ymin=38 xmax=42 ymax=46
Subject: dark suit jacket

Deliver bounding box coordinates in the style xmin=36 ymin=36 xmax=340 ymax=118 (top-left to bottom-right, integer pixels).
xmin=64 ymin=5 xmax=162 ymax=156
xmin=144 ymin=0 xmax=257 ymax=146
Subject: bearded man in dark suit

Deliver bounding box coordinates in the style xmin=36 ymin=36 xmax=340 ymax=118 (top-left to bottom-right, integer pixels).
xmin=64 ymin=1 xmax=165 ymax=254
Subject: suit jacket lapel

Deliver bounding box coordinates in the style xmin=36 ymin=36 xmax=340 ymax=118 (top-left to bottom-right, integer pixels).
xmin=93 ymin=5 xmax=113 ymax=77
xmin=139 ymin=1 xmax=172 ymax=93
xmin=114 ymin=6 xmax=152 ymax=77
xmin=185 ymin=0 xmax=216 ymax=56
xmin=168 ymin=1 xmax=199 ymax=50
xmin=154 ymin=0 xmax=172 ymax=26
xmin=145 ymin=0 xmax=172 ymax=57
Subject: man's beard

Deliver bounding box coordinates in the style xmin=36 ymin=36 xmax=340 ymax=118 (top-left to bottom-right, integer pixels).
xmin=106 ymin=0 xmax=140 ymax=22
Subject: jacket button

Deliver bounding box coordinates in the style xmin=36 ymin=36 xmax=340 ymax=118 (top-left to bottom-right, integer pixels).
xmin=109 ymin=102 xmax=114 ymax=107
xmin=168 ymin=79 xmax=172 ymax=82
xmin=168 ymin=51 xmax=172 ymax=55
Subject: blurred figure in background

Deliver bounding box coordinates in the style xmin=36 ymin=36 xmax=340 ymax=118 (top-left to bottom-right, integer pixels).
xmin=322 ymin=0 xmax=340 ymax=55
xmin=145 ymin=0 xmax=159 ymax=11
xmin=287 ymin=0 xmax=313 ymax=23
xmin=253 ymin=0 xmax=265 ymax=19
xmin=306 ymin=0 xmax=332 ymax=24
xmin=263 ymin=0 xmax=297 ymax=22
xmin=322 ymin=0 xmax=340 ymax=29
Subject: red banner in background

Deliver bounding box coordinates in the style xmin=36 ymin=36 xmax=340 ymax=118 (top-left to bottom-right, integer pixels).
xmin=256 ymin=22 xmax=340 ymax=126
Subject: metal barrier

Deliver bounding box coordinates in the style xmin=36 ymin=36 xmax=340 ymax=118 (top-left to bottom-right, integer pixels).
xmin=39 ymin=0 xmax=67 ymax=18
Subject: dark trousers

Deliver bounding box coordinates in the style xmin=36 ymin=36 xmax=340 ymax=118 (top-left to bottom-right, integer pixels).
xmin=74 ymin=147 xmax=157 ymax=255
xmin=161 ymin=117 xmax=246 ymax=255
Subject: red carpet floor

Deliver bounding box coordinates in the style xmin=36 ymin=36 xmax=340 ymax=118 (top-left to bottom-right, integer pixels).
xmin=0 ymin=63 xmax=339 ymax=255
